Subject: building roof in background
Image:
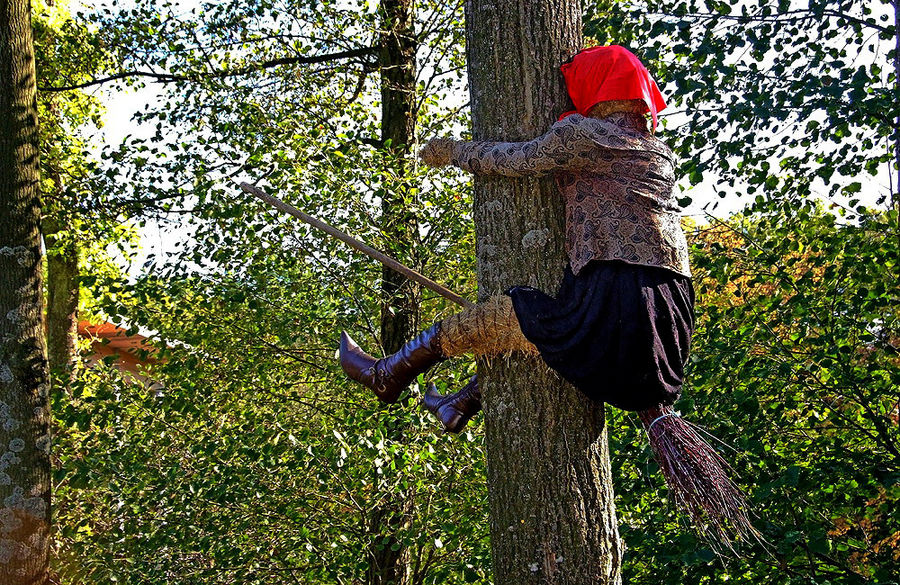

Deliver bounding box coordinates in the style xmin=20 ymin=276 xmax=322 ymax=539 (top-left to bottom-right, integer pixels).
xmin=77 ymin=320 xmax=160 ymax=377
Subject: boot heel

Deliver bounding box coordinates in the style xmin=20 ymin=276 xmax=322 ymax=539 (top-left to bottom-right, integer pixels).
xmin=422 ymin=376 xmax=482 ymax=434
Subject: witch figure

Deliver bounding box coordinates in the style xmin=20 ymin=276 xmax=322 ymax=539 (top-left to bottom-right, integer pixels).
xmin=340 ymin=45 xmax=757 ymax=545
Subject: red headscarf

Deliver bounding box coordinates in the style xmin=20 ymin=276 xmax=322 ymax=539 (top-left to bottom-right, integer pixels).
xmin=559 ymin=45 xmax=667 ymax=131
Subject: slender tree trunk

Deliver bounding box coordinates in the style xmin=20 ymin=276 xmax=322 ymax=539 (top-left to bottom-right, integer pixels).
xmin=0 ymin=0 xmax=52 ymax=582
xmin=379 ymin=0 xmax=420 ymax=355
xmin=893 ymin=0 xmax=899 ymax=247
xmin=44 ymin=217 xmax=79 ymax=381
xmin=464 ymin=1 xmax=623 ymax=583
xmin=367 ymin=0 xmax=419 ymax=583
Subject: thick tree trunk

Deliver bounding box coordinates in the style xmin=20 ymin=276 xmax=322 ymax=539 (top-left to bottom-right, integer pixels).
xmin=464 ymin=2 xmax=623 ymax=583
xmin=0 ymin=0 xmax=52 ymax=582
xmin=368 ymin=0 xmax=418 ymax=583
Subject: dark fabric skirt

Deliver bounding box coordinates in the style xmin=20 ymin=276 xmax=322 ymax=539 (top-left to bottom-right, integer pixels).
xmin=506 ymin=260 xmax=695 ymax=412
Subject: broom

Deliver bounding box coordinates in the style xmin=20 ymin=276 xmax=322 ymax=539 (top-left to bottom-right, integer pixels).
xmin=638 ymin=405 xmax=762 ymax=550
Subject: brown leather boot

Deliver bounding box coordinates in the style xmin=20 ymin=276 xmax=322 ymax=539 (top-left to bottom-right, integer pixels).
xmin=422 ymin=375 xmax=482 ymax=433
xmin=339 ymin=324 xmax=446 ymax=404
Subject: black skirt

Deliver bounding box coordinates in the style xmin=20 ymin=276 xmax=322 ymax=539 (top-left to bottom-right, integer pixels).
xmin=506 ymin=260 xmax=694 ymax=412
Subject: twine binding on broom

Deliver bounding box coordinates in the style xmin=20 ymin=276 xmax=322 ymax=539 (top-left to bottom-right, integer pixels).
xmin=639 ymin=405 xmax=763 ymax=551
xmin=646 ymin=411 xmax=679 ymax=436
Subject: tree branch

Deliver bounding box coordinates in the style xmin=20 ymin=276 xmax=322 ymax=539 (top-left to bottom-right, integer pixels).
xmin=648 ymin=8 xmax=892 ymax=34
xmin=39 ymin=46 xmax=377 ymax=92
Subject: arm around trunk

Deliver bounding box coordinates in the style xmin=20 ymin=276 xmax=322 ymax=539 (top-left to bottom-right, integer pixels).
xmin=449 ymin=117 xmax=593 ymax=176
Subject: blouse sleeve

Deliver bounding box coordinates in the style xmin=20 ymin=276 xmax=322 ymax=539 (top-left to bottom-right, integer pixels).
xmin=449 ymin=117 xmax=595 ymax=177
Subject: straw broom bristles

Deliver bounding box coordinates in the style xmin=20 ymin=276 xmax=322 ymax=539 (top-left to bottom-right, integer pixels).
xmin=639 ymin=405 xmax=762 ymax=551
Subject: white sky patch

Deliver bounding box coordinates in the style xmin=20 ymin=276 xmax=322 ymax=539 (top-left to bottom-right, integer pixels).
xmin=95 ymin=85 xmax=163 ymax=147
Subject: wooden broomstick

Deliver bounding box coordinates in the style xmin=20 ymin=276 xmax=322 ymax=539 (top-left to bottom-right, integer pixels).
xmin=239 ymin=182 xmax=475 ymax=309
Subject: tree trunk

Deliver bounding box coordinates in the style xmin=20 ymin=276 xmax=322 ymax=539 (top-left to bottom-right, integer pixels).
xmin=0 ymin=0 xmax=52 ymax=582
xmin=893 ymin=0 xmax=899 ymax=247
xmin=368 ymin=0 xmax=418 ymax=583
xmin=464 ymin=2 xmax=623 ymax=583
xmin=378 ymin=0 xmax=420 ymax=355
xmin=44 ymin=217 xmax=79 ymax=381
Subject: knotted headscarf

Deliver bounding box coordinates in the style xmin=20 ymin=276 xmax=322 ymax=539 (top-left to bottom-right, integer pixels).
xmin=559 ymin=45 xmax=667 ymax=131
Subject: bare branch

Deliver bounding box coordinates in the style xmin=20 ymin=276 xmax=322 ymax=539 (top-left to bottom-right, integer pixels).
xmin=39 ymin=46 xmax=377 ymax=92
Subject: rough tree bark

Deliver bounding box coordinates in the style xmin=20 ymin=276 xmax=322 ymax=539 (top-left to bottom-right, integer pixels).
xmin=368 ymin=0 xmax=419 ymax=583
xmin=464 ymin=1 xmax=623 ymax=583
xmin=0 ymin=0 xmax=52 ymax=582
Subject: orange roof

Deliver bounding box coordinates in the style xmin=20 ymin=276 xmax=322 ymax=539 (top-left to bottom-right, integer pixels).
xmin=77 ymin=320 xmax=160 ymax=370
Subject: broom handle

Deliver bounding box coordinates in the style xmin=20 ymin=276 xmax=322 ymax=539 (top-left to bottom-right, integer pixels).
xmin=239 ymin=182 xmax=475 ymax=309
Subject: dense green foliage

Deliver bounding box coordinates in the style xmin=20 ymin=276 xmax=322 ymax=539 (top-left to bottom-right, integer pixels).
xmin=613 ymin=201 xmax=899 ymax=583
xmin=35 ymin=0 xmax=898 ymax=582
xmin=48 ymin=0 xmax=487 ymax=582
xmin=56 ymin=219 xmax=488 ymax=583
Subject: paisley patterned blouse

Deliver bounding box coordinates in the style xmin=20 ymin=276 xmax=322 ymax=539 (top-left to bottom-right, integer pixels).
xmin=449 ymin=112 xmax=691 ymax=278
